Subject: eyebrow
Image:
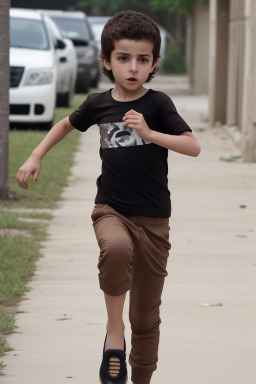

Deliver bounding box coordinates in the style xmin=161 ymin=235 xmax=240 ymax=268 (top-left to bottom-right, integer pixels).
xmin=115 ymin=52 xmax=152 ymax=57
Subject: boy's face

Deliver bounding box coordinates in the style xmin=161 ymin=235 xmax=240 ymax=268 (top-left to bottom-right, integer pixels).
xmin=103 ymin=39 xmax=157 ymax=93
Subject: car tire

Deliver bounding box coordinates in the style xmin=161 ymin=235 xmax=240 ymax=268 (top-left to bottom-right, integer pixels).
xmin=61 ymin=92 xmax=70 ymax=108
xmin=91 ymin=69 xmax=100 ymax=88
xmin=57 ymin=77 xmax=75 ymax=108
xmin=76 ymin=76 xmax=90 ymax=94
xmin=36 ymin=121 xmax=54 ymax=130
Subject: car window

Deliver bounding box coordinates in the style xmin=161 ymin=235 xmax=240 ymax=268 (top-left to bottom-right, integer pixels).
xmin=90 ymin=22 xmax=105 ymax=41
xmin=10 ymin=18 xmax=50 ymax=50
xmin=51 ymin=17 xmax=90 ymax=42
xmin=45 ymin=16 xmax=63 ymax=40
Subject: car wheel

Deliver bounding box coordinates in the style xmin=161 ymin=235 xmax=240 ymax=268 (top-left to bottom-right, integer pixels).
xmin=62 ymin=92 xmax=70 ymax=108
xmin=36 ymin=121 xmax=54 ymax=130
xmin=91 ymin=69 xmax=100 ymax=88
xmin=57 ymin=77 xmax=75 ymax=108
xmin=76 ymin=76 xmax=90 ymax=94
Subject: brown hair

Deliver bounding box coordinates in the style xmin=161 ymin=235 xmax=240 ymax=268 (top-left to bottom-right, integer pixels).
xmin=100 ymin=10 xmax=161 ymax=83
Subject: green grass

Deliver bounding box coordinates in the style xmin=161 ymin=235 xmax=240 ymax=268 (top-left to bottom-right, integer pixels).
xmin=220 ymin=155 xmax=241 ymax=162
xmin=0 ymin=210 xmax=51 ymax=229
xmin=0 ymin=310 xmax=17 ymax=335
xmin=0 ymin=360 xmax=7 ymax=376
xmin=6 ymin=94 xmax=86 ymax=209
xmin=0 ymin=229 xmax=45 ymax=357
xmin=0 ymin=235 xmax=40 ymax=305
xmin=19 ymin=212 xmax=52 ymax=220
xmin=9 ymin=130 xmax=80 ymax=209
xmin=0 ymin=93 xmax=88 ymax=364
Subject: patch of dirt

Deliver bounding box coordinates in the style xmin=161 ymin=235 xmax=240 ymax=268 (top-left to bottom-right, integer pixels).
xmin=0 ymin=229 xmax=32 ymax=238
xmin=0 ymin=305 xmax=18 ymax=317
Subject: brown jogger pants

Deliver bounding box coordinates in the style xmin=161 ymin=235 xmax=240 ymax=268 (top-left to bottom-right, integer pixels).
xmin=91 ymin=204 xmax=171 ymax=384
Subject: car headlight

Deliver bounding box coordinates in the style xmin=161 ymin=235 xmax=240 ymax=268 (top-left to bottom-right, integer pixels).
xmin=24 ymin=69 xmax=54 ymax=86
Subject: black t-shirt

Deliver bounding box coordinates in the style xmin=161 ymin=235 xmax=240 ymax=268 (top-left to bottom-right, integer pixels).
xmin=69 ymin=89 xmax=192 ymax=218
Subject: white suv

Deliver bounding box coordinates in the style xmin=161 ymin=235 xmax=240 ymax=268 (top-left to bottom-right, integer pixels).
xmin=10 ymin=8 xmax=59 ymax=129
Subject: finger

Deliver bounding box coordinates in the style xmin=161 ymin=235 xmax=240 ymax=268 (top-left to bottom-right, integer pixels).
xmin=124 ymin=114 xmax=139 ymax=122
xmin=125 ymin=109 xmax=135 ymax=114
xmin=125 ymin=122 xmax=137 ymax=130
xmin=24 ymin=171 xmax=31 ymax=183
xmin=124 ymin=109 xmax=137 ymax=118
xmin=123 ymin=114 xmax=133 ymax=121
xmin=16 ymin=169 xmax=21 ymax=182
xmin=17 ymin=168 xmax=26 ymax=183
xmin=17 ymin=171 xmax=25 ymax=186
xmin=21 ymin=183 xmax=29 ymax=191
xmin=33 ymin=169 xmax=40 ymax=183
xmin=124 ymin=118 xmax=139 ymax=126
xmin=125 ymin=121 xmax=137 ymax=127
xmin=18 ymin=172 xmax=29 ymax=190
xmin=18 ymin=178 xmax=28 ymax=190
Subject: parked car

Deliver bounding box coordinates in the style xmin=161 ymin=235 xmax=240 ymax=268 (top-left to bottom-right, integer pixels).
xmin=88 ymin=16 xmax=110 ymax=52
xmin=40 ymin=10 xmax=100 ymax=92
xmin=9 ymin=8 xmax=60 ymax=129
xmin=42 ymin=14 xmax=77 ymax=107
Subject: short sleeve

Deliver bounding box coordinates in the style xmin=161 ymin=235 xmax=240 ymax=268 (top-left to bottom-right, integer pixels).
xmin=69 ymin=94 xmax=97 ymax=132
xmin=158 ymin=94 xmax=192 ymax=135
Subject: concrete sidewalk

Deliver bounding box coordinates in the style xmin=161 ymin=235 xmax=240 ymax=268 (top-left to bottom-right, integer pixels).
xmin=3 ymin=76 xmax=256 ymax=384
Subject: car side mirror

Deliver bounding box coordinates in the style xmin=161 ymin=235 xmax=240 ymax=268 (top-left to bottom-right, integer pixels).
xmin=71 ymin=38 xmax=89 ymax=47
xmin=56 ymin=39 xmax=66 ymax=50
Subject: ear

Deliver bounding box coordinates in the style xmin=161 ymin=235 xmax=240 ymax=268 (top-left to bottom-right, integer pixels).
xmin=150 ymin=56 xmax=160 ymax=73
xmin=100 ymin=52 xmax=111 ymax=71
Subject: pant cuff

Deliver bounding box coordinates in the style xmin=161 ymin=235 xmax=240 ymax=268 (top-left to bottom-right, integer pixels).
xmin=99 ymin=277 xmax=131 ymax=296
xmin=131 ymin=368 xmax=153 ymax=384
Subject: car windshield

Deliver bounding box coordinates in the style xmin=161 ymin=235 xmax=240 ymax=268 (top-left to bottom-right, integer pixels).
xmin=90 ymin=22 xmax=105 ymax=41
xmin=51 ymin=17 xmax=90 ymax=42
xmin=10 ymin=18 xmax=50 ymax=50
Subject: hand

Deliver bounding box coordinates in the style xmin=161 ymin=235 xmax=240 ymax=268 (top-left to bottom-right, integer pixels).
xmin=123 ymin=109 xmax=152 ymax=141
xmin=16 ymin=153 xmax=41 ymax=190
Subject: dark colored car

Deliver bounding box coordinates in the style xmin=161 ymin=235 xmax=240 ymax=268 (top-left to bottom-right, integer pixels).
xmin=40 ymin=10 xmax=100 ymax=92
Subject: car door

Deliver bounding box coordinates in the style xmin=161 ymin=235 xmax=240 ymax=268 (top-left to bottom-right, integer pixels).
xmin=43 ymin=15 xmax=77 ymax=106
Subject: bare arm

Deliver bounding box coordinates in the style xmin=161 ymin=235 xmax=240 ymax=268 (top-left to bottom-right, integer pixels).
xmin=148 ymin=130 xmax=201 ymax=157
xmin=123 ymin=109 xmax=201 ymax=157
xmin=16 ymin=117 xmax=75 ymax=190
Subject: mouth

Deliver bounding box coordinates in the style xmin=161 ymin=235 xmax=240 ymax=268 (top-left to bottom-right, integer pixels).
xmin=127 ymin=77 xmax=137 ymax=83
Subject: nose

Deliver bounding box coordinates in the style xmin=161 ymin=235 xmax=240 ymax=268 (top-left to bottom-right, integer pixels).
xmin=129 ymin=59 xmax=137 ymax=73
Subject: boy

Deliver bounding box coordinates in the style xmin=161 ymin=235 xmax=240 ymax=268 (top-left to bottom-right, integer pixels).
xmin=17 ymin=10 xmax=200 ymax=384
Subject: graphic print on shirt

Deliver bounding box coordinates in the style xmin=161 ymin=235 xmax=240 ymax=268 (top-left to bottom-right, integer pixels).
xmin=99 ymin=122 xmax=151 ymax=149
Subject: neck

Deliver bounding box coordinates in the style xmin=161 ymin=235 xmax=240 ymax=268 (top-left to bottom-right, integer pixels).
xmin=111 ymin=86 xmax=149 ymax=102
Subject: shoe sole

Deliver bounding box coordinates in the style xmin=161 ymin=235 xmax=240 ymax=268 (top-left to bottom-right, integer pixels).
xmin=99 ymin=371 xmax=128 ymax=384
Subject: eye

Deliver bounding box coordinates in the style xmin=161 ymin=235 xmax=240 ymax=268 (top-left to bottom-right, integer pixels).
xmin=139 ymin=58 xmax=149 ymax=63
xmin=117 ymin=56 xmax=128 ymax=62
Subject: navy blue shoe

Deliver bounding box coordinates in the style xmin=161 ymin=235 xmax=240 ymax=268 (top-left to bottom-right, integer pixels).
xmin=99 ymin=334 xmax=128 ymax=384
